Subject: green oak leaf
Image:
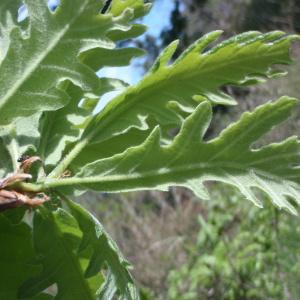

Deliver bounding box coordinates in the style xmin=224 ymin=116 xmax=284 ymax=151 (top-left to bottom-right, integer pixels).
xmin=19 ymin=208 xmax=103 ymax=300
xmin=0 ymin=1 xmax=299 ymax=298
xmin=57 ymin=31 xmax=299 ymax=174
xmin=0 ymin=0 xmax=146 ymax=124
xmin=48 ymin=97 xmax=300 ymax=215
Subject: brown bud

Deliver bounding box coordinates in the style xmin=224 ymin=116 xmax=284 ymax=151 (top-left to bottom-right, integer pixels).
xmin=0 ymin=173 xmax=32 ymax=189
xmin=0 ymin=190 xmax=49 ymax=212
xmin=19 ymin=156 xmax=41 ymax=173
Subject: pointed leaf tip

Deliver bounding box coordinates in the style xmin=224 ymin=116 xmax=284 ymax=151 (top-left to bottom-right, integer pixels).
xmin=150 ymin=40 xmax=179 ymax=73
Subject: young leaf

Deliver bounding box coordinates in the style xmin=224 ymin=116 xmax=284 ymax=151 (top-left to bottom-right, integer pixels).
xmin=0 ymin=0 xmax=148 ymax=173
xmin=51 ymin=31 xmax=298 ymax=176
xmin=0 ymin=138 xmax=13 ymax=176
xmin=46 ymin=97 xmax=300 ymax=214
xmin=88 ymin=31 xmax=298 ymax=139
xmin=0 ymin=1 xmax=20 ymax=22
xmin=0 ymin=0 xmax=146 ymax=125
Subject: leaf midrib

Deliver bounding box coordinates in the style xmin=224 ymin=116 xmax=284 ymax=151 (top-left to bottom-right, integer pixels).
xmin=44 ymin=159 xmax=292 ymax=190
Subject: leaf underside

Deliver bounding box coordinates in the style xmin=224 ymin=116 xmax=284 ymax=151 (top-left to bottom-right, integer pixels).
xmin=69 ymin=30 xmax=299 ymax=170
xmin=59 ymin=97 xmax=300 ymax=215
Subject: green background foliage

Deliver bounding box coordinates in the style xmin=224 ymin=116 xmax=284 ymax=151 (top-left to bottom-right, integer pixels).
xmin=167 ymin=186 xmax=300 ymax=300
xmin=0 ymin=0 xmax=299 ymax=299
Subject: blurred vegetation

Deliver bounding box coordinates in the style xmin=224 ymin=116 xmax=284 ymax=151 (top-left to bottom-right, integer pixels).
xmin=80 ymin=189 xmax=201 ymax=297
xmin=167 ymin=186 xmax=300 ymax=300
xmin=160 ymin=0 xmax=300 ymax=56
xmin=81 ymin=186 xmax=300 ymax=299
xmin=80 ymin=0 xmax=300 ymax=299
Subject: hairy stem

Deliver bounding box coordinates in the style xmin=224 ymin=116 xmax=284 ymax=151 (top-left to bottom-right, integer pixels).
xmin=47 ymin=89 xmax=134 ymax=179
xmin=47 ymin=137 xmax=90 ymax=179
xmin=16 ymin=182 xmax=45 ymax=193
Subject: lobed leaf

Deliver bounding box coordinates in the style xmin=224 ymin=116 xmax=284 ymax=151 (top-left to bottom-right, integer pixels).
xmin=0 ymin=0 xmax=147 ymax=125
xmin=0 ymin=1 xmax=299 ymax=298
xmin=9 ymin=196 xmax=138 ymax=300
xmin=48 ymin=97 xmax=300 ymax=215
xmin=19 ymin=207 xmax=103 ymax=299
xmin=0 ymin=0 xmax=148 ymax=170
xmin=66 ymin=31 xmax=299 ymax=171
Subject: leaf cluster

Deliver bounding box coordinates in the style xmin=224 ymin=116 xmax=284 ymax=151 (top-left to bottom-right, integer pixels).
xmin=0 ymin=0 xmax=299 ymax=298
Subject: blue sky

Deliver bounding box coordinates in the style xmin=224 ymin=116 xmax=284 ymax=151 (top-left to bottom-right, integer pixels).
xmin=98 ymin=0 xmax=174 ymax=110
xmin=19 ymin=0 xmax=173 ymax=84
xmin=144 ymin=0 xmax=173 ymax=37
xmin=100 ymin=0 xmax=174 ymax=85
